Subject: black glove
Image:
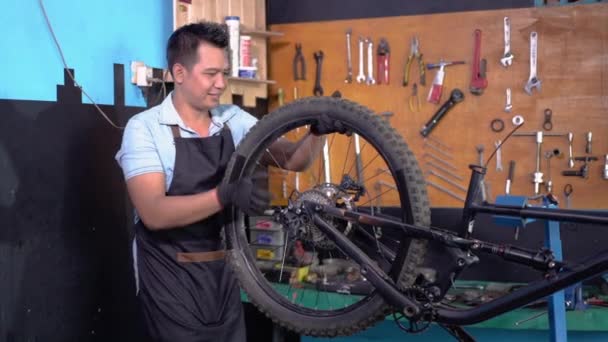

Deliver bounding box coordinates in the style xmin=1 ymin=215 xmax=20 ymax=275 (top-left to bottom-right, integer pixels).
xmin=310 ymin=114 xmax=351 ymax=136
xmin=217 ymin=172 xmax=271 ymax=216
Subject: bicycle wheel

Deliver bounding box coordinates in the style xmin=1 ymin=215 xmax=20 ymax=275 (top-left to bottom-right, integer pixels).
xmin=223 ymin=97 xmax=431 ymax=337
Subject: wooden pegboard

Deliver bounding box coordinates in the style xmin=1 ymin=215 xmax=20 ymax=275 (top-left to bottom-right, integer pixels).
xmin=266 ymin=3 xmax=608 ymax=209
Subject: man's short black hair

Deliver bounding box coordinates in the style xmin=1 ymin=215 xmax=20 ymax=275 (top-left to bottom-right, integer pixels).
xmin=166 ymin=21 xmax=229 ymax=76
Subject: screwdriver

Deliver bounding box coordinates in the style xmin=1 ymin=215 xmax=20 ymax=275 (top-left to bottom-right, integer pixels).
xmin=586 ymin=132 xmax=592 ymax=154
xmin=505 ymin=160 xmax=515 ymax=195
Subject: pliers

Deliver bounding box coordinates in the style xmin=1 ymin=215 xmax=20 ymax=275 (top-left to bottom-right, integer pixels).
xmin=403 ymin=36 xmax=425 ymax=87
xmin=293 ymin=43 xmax=306 ymax=80
xmin=377 ymin=38 xmax=390 ymax=85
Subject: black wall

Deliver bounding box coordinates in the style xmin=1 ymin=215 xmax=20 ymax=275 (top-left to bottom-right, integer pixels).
xmin=0 ymin=66 xmax=274 ymax=341
xmin=268 ymin=0 xmax=533 ymax=24
xmin=0 ymin=66 xmax=143 ymax=341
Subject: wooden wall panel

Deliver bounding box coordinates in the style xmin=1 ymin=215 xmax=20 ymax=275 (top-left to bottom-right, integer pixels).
xmin=267 ymin=4 xmax=608 ymax=209
xmin=174 ymin=0 xmax=269 ymax=107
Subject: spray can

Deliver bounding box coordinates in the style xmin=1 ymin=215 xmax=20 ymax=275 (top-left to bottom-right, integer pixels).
xmin=225 ymin=16 xmax=240 ymax=77
xmin=240 ymin=35 xmax=252 ymax=67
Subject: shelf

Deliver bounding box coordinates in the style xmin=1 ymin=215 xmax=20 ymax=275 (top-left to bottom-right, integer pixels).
xmin=228 ymin=76 xmax=276 ymax=85
xmin=148 ymin=74 xmax=275 ymax=86
xmin=240 ymin=29 xmax=284 ymax=38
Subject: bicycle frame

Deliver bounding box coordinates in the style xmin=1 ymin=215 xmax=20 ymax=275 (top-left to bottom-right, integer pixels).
xmin=306 ymin=164 xmax=608 ymax=325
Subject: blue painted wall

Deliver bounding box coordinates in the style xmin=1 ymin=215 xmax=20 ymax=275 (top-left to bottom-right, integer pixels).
xmin=0 ymin=0 xmax=172 ymax=107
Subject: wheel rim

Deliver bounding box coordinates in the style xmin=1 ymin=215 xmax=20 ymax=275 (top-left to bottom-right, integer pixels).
xmin=229 ymin=112 xmax=417 ymax=317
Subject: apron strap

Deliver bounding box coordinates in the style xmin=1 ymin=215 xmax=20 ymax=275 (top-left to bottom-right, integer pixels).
xmin=170 ymin=125 xmax=180 ymax=138
xmin=177 ymin=250 xmax=226 ymax=263
xmin=170 ymin=123 xmax=229 ymax=138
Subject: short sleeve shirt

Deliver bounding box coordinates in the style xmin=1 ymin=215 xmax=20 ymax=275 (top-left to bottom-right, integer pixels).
xmin=114 ymin=92 xmax=258 ymax=190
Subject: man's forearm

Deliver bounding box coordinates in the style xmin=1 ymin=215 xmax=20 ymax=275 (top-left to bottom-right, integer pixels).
xmin=142 ymin=189 xmax=223 ymax=230
xmin=283 ymin=132 xmax=326 ymax=171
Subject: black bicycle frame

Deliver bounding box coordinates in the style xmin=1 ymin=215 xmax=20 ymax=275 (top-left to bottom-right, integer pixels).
xmin=306 ymin=164 xmax=608 ymax=325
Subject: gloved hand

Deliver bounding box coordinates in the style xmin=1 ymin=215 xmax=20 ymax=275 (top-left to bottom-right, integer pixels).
xmin=217 ymin=172 xmax=271 ymax=216
xmin=310 ymin=114 xmax=352 ymax=136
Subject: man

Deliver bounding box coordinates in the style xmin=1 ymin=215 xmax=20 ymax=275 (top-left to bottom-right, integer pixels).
xmin=115 ymin=21 xmax=339 ymax=341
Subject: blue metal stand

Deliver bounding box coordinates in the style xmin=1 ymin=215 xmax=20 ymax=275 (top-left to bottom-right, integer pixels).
xmin=544 ymin=202 xmax=568 ymax=342
xmin=494 ymin=196 xmax=569 ymax=341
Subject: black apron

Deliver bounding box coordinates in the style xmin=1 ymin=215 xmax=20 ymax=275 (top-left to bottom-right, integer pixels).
xmin=134 ymin=124 xmax=245 ymax=342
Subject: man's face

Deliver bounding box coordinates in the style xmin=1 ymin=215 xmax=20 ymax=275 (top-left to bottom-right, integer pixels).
xmin=178 ymin=42 xmax=229 ymax=111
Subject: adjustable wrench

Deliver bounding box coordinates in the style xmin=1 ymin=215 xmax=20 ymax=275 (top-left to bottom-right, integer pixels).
xmin=365 ymin=37 xmax=375 ymax=85
xmin=524 ymin=32 xmax=541 ymax=95
xmin=356 ymin=37 xmax=366 ymax=83
xmin=313 ymin=51 xmax=324 ymax=96
xmin=470 ymin=29 xmax=488 ymax=95
xmin=345 ymin=29 xmax=353 ymax=83
xmin=500 ymin=17 xmax=514 ymax=67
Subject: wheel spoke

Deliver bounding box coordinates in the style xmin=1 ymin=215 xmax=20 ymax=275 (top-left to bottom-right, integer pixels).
xmin=359 ymin=186 xmax=396 ymax=207
xmin=224 ymin=103 xmax=430 ymax=336
xmin=341 ymin=135 xmax=353 ymax=179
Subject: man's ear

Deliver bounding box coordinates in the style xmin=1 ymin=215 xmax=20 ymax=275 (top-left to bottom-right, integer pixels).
xmin=172 ymin=63 xmax=186 ymax=84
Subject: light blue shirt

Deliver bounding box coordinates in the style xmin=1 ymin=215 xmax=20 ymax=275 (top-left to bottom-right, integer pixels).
xmin=115 ymin=92 xmax=258 ymax=190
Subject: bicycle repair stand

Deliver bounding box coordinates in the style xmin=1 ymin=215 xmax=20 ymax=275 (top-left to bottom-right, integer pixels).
xmin=494 ymin=194 xmax=568 ymax=342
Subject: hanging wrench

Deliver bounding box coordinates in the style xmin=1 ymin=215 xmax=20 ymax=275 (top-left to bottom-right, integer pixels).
xmin=313 ymin=51 xmax=324 ymax=96
xmin=345 ymin=29 xmax=353 ymax=83
xmin=356 ymin=37 xmax=366 ymax=83
xmin=420 ymin=89 xmax=464 ymax=137
xmin=366 ymin=37 xmax=376 ymax=85
xmin=500 ymin=17 xmax=514 ymax=67
xmin=495 ymin=140 xmax=503 ymax=172
xmin=470 ymin=29 xmax=488 ymax=95
xmin=504 ymin=88 xmax=512 ymax=113
xmin=568 ymin=132 xmax=575 ymax=168
xmin=524 ymin=31 xmax=541 ymax=95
